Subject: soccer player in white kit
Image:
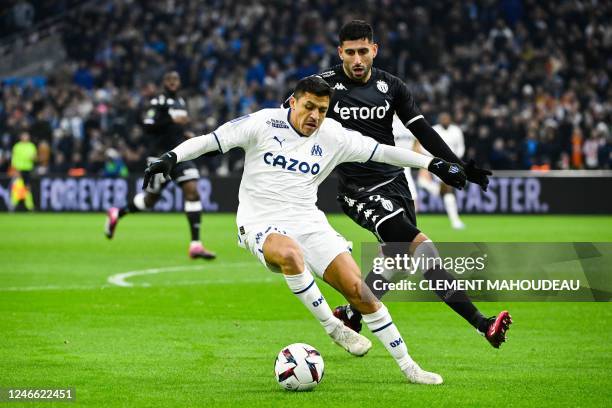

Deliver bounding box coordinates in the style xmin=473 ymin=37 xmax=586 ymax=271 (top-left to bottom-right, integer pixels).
xmin=392 ymin=114 xmax=419 ymax=200
xmin=143 ymin=77 xmax=468 ymax=385
xmin=417 ymin=112 xmax=467 ymax=229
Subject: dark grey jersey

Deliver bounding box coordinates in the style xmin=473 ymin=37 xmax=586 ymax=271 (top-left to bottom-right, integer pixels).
xmin=141 ymin=92 xmax=188 ymax=155
xmin=319 ymin=65 xmax=423 ymax=190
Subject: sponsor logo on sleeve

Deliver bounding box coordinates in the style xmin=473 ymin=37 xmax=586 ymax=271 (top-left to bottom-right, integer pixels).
xmin=266 ymin=119 xmax=289 ymax=129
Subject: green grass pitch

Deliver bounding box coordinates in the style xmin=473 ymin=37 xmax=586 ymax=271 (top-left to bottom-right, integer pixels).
xmin=0 ymin=213 xmax=611 ymax=407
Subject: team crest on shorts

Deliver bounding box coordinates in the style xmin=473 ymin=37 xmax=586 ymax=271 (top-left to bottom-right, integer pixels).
xmin=381 ymin=198 xmax=394 ymax=211
xmin=376 ymin=80 xmax=388 ymax=93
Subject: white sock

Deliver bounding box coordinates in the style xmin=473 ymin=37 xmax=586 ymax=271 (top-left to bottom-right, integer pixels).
xmin=284 ymin=270 xmax=339 ymax=334
xmin=133 ymin=192 xmax=148 ymax=210
xmin=363 ymin=304 xmax=414 ymax=371
xmin=184 ymin=200 xmax=202 ymax=212
xmin=443 ymin=193 xmax=461 ymax=224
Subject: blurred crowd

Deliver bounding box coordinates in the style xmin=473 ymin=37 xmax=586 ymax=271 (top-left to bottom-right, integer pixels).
xmin=1 ymin=0 xmax=611 ymax=178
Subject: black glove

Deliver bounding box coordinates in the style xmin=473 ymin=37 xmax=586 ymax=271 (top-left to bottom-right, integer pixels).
xmin=428 ymin=158 xmax=467 ymax=190
xmin=142 ymin=151 xmax=177 ymax=189
xmin=464 ymin=159 xmax=492 ymax=191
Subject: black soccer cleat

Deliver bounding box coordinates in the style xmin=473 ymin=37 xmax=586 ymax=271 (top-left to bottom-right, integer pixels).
xmin=481 ymin=310 xmax=512 ymax=348
xmin=333 ymin=305 xmax=363 ymax=333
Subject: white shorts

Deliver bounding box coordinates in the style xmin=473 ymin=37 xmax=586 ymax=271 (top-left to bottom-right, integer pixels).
xmin=238 ymin=220 xmax=352 ymax=278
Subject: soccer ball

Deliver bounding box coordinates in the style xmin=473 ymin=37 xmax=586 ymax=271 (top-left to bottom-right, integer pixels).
xmin=274 ymin=343 xmax=324 ymax=391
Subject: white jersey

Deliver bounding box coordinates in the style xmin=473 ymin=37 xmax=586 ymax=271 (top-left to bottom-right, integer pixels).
xmin=392 ymin=115 xmax=418 ymax=198
xmin=213 ymin=108 xmax=378 ymax=227
xmin=392 ymin=114 xmax=416 ymax=150
xmin=429 ymin=123 xmax=465 ymax=159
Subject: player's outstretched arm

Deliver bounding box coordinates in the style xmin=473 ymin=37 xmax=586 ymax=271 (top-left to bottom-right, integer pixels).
xmin=408 ymin=119 xmax=491 ymax=190
xmin=371 ymin=145 xmax=467 ymax=189
xmin=142 ymin=134 xmax=221 ymax=188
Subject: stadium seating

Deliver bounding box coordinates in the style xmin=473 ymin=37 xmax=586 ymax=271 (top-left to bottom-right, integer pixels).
xmin=1 ymin=0 xmax=610 ymax=176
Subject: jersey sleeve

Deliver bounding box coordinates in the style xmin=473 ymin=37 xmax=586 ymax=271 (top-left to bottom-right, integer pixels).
xmin=212 ymin=114 xmax=257 ymax=152
xmin=335 ymin=125 xmax=380 ymax=164
xmin=393 ymin=79 xmax=423 ymax=127
xmin=455 ymin=126 xmax=466 ymax=159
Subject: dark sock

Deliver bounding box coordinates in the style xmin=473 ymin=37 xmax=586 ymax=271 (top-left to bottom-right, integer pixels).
xmin=364 ymin=269 xmax=392 ymax=300
xmin=477 ymin=317 xmax=493 ymax=333
xmin=186 ymin=211 xmax=201 ymax=241
xmin=424 ymin=267 xmax=487 ymax=330
xmin=119 ymin=199 xmax=140 ymax=218
xmin=356 ymin=243 xmax=406 ymax=320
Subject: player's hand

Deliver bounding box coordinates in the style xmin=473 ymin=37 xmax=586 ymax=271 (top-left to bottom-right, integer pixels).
xmin=427 ymin=158 xmax=467 ymax=190
xmin=464 ymin=159 xmax=492 ymax=191
xmin=142 ymin=151 xmax=177 ymax=189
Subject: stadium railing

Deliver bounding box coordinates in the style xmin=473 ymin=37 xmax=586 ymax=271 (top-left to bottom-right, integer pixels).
xmin=1 ymin=171 xmax=610 ymax=214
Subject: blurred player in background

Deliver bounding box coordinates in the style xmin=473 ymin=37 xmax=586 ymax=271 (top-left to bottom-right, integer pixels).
xmin=417 ymin=112 xmax=466 ymax=229
xmin=392 ymin=115 xmax=419 ymax=201
xmin=10 ymin=131 xmax=37 ymax=211
xmin=105 ymin=71 xmax=215 ymax=260
xmin=302 ymin=20 xmax=510 ymax=347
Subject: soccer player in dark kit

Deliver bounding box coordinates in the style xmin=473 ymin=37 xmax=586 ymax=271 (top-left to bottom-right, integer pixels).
xmin=307 ymin=20 xmax=511 ymax=347
xmin=105 ymin=71 xmax=215 ymax=260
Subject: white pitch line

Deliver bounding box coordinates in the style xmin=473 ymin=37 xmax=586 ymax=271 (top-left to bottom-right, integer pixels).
xmin=0 ymin=277 xmax=275 ymax=292
xmin=0 ymin=262 xmax=268 ymax=292
xmin=106 ymin=262 xmax=259 ymax=287
xmin=0 ymin=284 xmax=107 ymax=292
xmin=141 ymin=277 xmax=277 ymax=287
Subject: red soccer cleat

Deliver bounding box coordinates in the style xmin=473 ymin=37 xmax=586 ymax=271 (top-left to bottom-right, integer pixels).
xmin=333 ymin=305 xmax=363 ymax=333
xmin=104 ymin=207 xmax=119 ymax=239
xmin=189 ymin=241 xmax=216 ymax=260
xmin=483 ymin=310 xmax=513 ymax=348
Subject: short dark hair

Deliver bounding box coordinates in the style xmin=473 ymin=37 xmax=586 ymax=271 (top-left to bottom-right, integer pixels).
xmin=294 ymin=76 xmax=333 ymax=99
xmin=339 ymin=20 xmax=373 ymax=44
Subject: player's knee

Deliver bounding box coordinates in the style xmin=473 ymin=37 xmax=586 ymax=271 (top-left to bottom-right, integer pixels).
xmin=409 ymin=233 xmax=431 ymax=253
xmin=276 ymin=244 xmax=304 ymax=271
xmin=342 ymin=280 xmax=363 ymax=303
xmin=413 ymin=236 xmax=437 ymax=255
xmin=143 ymin=193 xmax=159 ymax=209
xmin=411 ymin=237 xmax=440 ymax=274
xmin=184 ymin=191 xmax=200 ymax=202
xmin=182 ymin=184 xmax=200 ymax=201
